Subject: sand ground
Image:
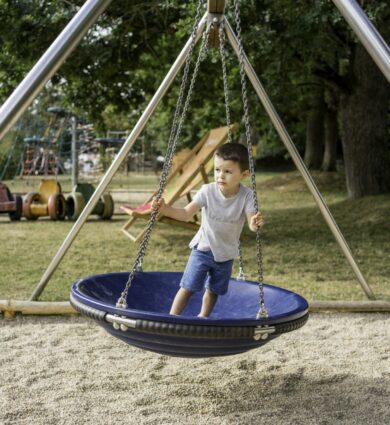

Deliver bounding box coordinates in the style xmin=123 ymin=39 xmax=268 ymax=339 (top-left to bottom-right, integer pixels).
xmin=1 ymin=313 xmax=389 ymax=425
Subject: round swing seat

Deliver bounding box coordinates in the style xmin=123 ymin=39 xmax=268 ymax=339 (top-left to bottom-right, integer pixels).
xmin=70 ymin=272 xmax=309 ymax=358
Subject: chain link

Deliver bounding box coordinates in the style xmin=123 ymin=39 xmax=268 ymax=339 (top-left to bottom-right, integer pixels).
xmin=117 ymin=13 xmax=210 ymax=308
xmin=219 ymin=20 xmax=246 ymax=280
xmin=233 ymin=0 xmax=267 ymax=318
xmin=219 ymin=23 xmax=233 ymax=144
xmin=157 ymin=0 xmax=205 ymax=202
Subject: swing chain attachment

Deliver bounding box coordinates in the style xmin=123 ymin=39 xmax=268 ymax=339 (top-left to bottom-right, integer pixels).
xmin=114 ymin=296 xmax=129 ymax=330
xmin=236 ymin=267 xmax=246 ymax=281
xmin=236 ymin=240 xmax=246 ymax=281
xmin=116 ymin=1 xmax=210 ymax=312
xmin=207 ymin=0 xmax=226 ymax=48
xmin=233 ymin=0 xmax=267 ymax=319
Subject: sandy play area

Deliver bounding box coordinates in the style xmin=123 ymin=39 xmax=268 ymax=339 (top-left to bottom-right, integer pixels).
xmin=1 ymin=313 xmax=389 ymax=425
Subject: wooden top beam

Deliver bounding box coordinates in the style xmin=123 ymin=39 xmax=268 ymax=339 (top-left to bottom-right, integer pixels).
xmin=208 ymin=0 xmax=225 ymax=14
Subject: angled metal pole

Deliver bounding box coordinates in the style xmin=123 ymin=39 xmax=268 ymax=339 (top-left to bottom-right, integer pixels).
xmin=30 ymin=13 xmax=208 ymax=300
xmin=0 ymin=0 xmax=112 ymax=141
xmin=332 ymin=0 xmax=390 ymax=84
xmin=224 ymin=17 xmax=375 ymax=300
xmin=71 ymin=116 xmax=78 ymax=188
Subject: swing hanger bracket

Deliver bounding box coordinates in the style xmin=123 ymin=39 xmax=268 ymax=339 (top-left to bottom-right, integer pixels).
xmin=207 ymin=0 xmax=226 ymax=48
xmin=206 ymin=13 xmax=224 ymax=26
xmin=253 ymin=325 xmax=276 ymax=340
xmin=206 ymin=13 xmax=225 ymax=48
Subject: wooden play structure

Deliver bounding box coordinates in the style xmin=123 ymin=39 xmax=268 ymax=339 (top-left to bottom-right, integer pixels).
xmin=21 ymin=107 xmax=70 ymax=177
xmin=120 ymin=125 xmax=235 ymax=242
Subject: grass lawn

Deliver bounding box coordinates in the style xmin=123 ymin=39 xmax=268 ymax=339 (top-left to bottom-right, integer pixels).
xmin=4 ymin=171 xmax=162 ymax=193
xmin=0 ymin=170 xmax=389 ymax=303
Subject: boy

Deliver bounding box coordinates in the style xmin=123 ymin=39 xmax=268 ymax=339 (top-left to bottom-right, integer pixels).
xmin=153 ymin=143 xmax=264 ymax=318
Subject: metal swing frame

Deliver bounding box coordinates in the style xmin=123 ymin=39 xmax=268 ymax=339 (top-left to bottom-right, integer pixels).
xmin=0 ymin=0 xmax=389 ymax=313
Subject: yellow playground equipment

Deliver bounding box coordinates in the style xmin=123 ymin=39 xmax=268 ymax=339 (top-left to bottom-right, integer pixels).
xmin=22 ymin=179 xmax=66 ymax=220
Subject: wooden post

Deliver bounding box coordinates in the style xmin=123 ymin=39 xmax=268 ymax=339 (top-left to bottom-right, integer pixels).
xmin=208 ymin=0 xmax=225 ymax=14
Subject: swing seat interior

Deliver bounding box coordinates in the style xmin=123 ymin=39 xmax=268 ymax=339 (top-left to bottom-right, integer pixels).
xmin=70 ymin=271 xmax=309 ymax=358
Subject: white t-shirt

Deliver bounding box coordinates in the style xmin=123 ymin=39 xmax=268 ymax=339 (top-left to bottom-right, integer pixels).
xmin=190 ymin=182 xmax=256 ymax=262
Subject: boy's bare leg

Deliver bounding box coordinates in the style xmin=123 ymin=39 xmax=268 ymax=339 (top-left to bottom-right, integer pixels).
xmin=198 ymin=289 xmax=218 ymax=318
xmin=170 ymin=288 xmax=193 ymax=315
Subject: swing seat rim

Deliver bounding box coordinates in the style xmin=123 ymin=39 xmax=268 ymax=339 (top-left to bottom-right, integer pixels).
xmin=70 ymin=271 xmax=309 ymax=327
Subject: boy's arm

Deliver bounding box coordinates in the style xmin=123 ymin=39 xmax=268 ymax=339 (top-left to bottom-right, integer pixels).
xmin=246 ymin=211 xmax=265 ymax=232
xmin=154 ymin=198 xmax=201 ymax=222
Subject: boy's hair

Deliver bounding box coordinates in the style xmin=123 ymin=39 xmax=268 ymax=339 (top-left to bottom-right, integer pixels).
xmin=214 ymin=143 xmax=249 ymax=171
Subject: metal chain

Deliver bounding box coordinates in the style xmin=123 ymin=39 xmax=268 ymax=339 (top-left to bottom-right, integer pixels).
xmin=116 ymin=21 xmax=211 ymax=309
xmin=219 ymin=23 xmax=233 ymax=144
xmin=159 ymin=25 xmax=211 ymax=199
xmin=219 ymin=21 xmax=245 ymax=280
xmin=157 ymin=0 xmax=205 ymax=199
xmin=236 ymin=243 xmax=246 ymax=280
xmin=233 ymin=0 xmax=267 ymax=318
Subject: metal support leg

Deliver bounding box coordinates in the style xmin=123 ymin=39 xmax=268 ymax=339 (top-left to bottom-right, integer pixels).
xmin=224 ymin=17 xmax=375 ymax=300
xmin=71 ymin=116 xmax=78 ymax=188
xmin=30 ymin=13 xmax=208 ymax=300
xmin=332 ymin=0 xmax=390 ymax=84
xmin=0 ymin=0 xmax=112 ymax=141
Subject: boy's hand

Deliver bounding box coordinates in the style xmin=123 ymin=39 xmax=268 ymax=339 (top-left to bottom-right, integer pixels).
xmin=151 ymin=197 xmax=166 ymax=213
xmin=250 ymin=212 xmax=265 ymax=231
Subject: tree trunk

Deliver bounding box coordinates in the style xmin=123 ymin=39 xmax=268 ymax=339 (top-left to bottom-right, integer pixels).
xmin=238 ymin=127 xmax=259 ymax=156
xmin=340 ymin=43 xmax=390 ymax=199
xmin=304 ymin=87 xmax=325 ymax=169
xmin=322 ymin=108 xmax=338 ymax=171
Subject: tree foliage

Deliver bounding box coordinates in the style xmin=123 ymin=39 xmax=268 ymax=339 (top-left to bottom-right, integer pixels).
xmin=0 ymin=0 xmax=389 ymax=197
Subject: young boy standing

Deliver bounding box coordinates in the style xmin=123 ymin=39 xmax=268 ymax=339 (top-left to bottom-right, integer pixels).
xmin=153 ymin=143 xmax=264 ymax=318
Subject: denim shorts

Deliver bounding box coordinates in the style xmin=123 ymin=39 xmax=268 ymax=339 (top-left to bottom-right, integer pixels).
xmin=180 ymin=247 xmax=233 ymax=295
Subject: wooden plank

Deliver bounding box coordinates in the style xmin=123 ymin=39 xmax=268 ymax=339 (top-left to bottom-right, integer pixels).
xmin=309 ymin=300 xmax=390 ymax=312
xmin=0 ymin=300 xmax=77 ymax=318
xmin=208 ymin=27 xmax=220 ymax=48
xmin=1 ymin=299 xmax=389 ymax=318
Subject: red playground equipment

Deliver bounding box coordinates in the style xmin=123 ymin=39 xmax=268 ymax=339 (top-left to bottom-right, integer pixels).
xmin=0 ymin=183 xmax=23 ymax=221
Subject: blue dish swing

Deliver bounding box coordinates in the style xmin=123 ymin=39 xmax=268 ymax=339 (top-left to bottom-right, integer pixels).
xmin=70 ymin=272 xmax=308 ymax=358
xmin=70 ymin=4 xmax=309 ymax=358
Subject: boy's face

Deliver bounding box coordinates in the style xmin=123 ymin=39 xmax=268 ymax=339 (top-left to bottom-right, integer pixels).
xmin=214 ymin=156 xmax=249 ymax=196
